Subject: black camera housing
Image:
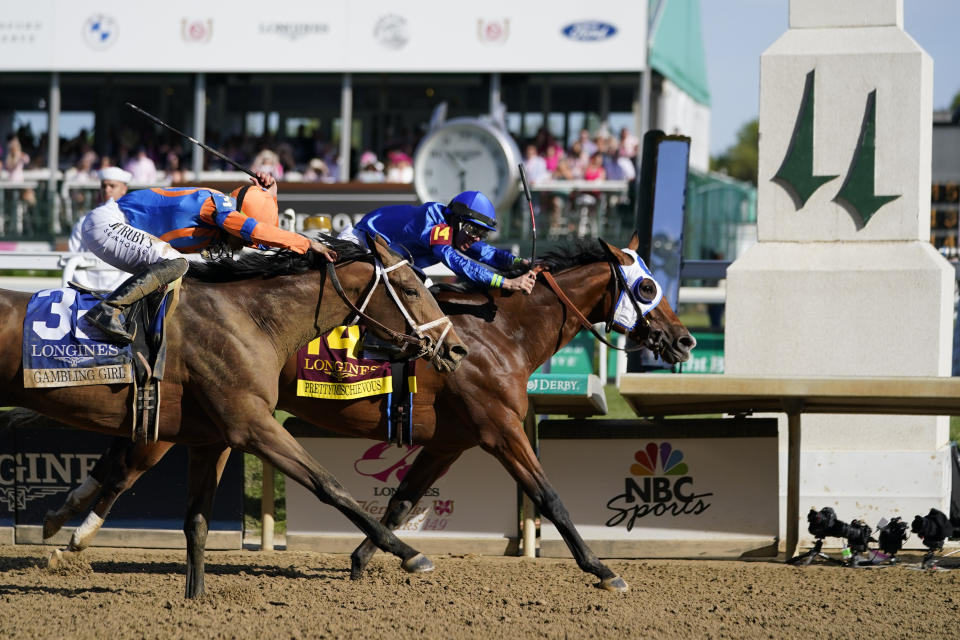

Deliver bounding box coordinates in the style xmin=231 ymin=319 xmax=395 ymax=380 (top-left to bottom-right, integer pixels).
xmin=878 ymin=517 xmax=909 ymax=556
xmin=806 ymin=507 xmax=874 ymax=554
xmin=911 ymin=508 xmax=954 ymax=552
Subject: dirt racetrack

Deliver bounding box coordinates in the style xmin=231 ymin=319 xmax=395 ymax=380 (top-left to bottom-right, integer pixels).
xmin=0 ymin=545 xmax=957 ymax=639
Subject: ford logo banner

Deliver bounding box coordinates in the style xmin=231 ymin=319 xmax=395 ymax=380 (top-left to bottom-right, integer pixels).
xmin=561 ymin=21 xmax=617 ymax=42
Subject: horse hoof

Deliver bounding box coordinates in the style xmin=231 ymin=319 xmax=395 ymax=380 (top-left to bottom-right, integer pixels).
xmin=46 ymin=549 xmax=64 ymax=569
xmin=401 ymin=553 xmax=435 ymax=574
xmin=597 ymin=576 xmax=629 ymax=592
xmin=43 ymin=510 xmax=67 ymax=539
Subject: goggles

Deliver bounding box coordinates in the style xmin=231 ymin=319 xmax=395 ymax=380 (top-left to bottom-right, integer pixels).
xmin=460 ymin=220 xmax=490 ymax=240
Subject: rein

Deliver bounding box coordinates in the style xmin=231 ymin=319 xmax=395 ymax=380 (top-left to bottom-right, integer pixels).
xmin=325 ymin=257 xmax=453 ymax=360
xmin=536 ymin=252 xmax=652 ymax=354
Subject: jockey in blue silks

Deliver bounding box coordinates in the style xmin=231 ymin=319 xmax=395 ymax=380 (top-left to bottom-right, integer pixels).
xmin=343 ymin=191 xmax=536 ymax=293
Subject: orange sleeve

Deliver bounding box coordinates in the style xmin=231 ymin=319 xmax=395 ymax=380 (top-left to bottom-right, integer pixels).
xmin=199 ymin=198 xmax=311 ymax=253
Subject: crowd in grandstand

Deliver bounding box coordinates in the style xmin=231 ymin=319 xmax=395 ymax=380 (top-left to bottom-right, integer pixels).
xmin=0 ymin=122 xmax=638 ymax=186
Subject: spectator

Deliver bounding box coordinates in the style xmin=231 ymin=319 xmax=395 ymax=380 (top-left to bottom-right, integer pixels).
xmin=355 ymin=151 xmax=385 ymax=183
xmin=385 ymin=151 xmax=414 ymax=183
xmin=618 ymin=127 xmax=639 ymax=159
xmin=65 ymin=150 xmax=100 ymax=182
xmin=522 ymin=144 xmax=549 ymax=184
xmin=125 ymin=147 xmax=158 ymax=184
xmin=3 ymin=134 xmax=29 ymax=181
xmin=251 ymin=149 xmax=284 ymax=181
xmin=543 ymin=144 xmax=562 ymax=174
xmin=577 ymin=128 xmax=598 ymax=158
xmin=584 ymin=152 xmax=607 ymax=183
xmin=4 ymin=134 xmax=37 ymax=208
xmin=303 ymin=158 xmax=330 ymax=183
xmin=164 ymin=150 xmax=186 ymax=184
xmin=567 ymin=140 xmax=588 ymax=179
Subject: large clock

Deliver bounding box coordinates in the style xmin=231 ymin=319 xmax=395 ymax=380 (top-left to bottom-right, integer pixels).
xmin=413 ymin=117 xmax=522 ymax=212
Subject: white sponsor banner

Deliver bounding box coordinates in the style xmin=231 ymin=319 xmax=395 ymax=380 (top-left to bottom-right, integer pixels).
xmin=0 ymin=0 xmax=645 ymax=72
xmin=286 ymin=438 xmax=516 ymax=538
xmin=539 ymin=438 xmax=778 ymax=542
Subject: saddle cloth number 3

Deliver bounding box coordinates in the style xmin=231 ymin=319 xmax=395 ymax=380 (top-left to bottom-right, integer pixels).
xmin=32 ymin=289 xmax=93 ymax=341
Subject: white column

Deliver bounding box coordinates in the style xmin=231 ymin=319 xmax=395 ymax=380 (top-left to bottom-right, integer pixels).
xmin=192 ymin=73 xmax=206 ymax=176
xmin=725 ymin=0 xmax=953 ymax=548
xmin=47 ymin=72 xmax=61 ymax=234
xmin=339 ymin=73 xmax=353 ymax=183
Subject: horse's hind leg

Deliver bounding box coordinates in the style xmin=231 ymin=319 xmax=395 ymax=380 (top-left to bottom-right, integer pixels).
xmin=44 ymin=437 xmax=121 ymax=540
xmin=350 ymin=448 xmax=462 ymax=579
xmin=183 ymin=443 xmax=232 ymax=599
xmin=241 ymin=419 xmax=432 ymax=574
xmin=45 ymin=439 xmax=174 ymax=546
xmin=486 ymin=422 xmax=628 ymax=592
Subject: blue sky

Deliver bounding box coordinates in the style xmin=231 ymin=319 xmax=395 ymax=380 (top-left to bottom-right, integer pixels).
xmin=702 ymin=0 xmax=960 ymax=156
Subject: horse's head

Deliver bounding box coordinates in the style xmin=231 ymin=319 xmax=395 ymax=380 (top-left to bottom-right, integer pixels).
xmin=600 ymin=234 xmax=696 ymax=364
xmin=366 ymin=234 xmax=467 ymax=372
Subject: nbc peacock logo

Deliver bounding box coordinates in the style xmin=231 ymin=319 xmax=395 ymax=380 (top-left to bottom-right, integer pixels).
xmin=605 ymin=442 xmax=713 ymax=531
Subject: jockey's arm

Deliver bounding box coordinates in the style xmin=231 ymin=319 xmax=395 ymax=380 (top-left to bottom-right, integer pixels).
xmin=201 ymin=197 xmax=336 ymax=261
xmin=432 ymin=244 xmax=535 ymax=293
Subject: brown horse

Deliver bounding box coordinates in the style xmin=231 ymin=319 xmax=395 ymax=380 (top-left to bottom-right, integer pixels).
xmin=1 ymin=235 xmax=467 ymax=598
xmin=43 ymin=236 xmax=694 ymax=592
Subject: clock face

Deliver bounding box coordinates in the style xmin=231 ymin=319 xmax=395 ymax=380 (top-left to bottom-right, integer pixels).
xmin=413 ymin=118 xmax=520 ymax=212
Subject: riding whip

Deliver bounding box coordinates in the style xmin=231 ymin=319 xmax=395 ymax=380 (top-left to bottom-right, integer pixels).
xmin=518 ymin=163 xmax=536 ymax=262
xmin=125 ymin=102 xmax=266 ymax=187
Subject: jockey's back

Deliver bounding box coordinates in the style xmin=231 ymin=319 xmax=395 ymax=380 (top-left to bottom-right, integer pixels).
xmin=116 ymin=187 xmax=227 ymax=253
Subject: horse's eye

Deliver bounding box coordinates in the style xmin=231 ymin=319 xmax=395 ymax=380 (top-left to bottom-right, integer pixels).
xmin=402 ymin=287 xmax=419 ymax=297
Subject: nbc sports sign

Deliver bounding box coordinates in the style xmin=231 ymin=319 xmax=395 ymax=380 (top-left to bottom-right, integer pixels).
xmin=538 ymin=419 xmax=778 ymax=557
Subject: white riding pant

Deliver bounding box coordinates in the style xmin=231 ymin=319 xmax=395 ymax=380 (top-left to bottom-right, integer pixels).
xmin=80 ymin=199 xmax=183 ymax=274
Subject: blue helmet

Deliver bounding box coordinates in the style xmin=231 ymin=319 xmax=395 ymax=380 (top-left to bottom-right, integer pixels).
xmin=447 ymin=191 xmax=496 ymax=232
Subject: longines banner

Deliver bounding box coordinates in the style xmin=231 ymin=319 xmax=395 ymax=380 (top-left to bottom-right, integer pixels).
xmin=0 ymin=1 xmax=646 ymax=73
xmin=0 ymin=419 xmax=243 ymax=536
xmin=285 ymin=437 xmax=516 ymax=541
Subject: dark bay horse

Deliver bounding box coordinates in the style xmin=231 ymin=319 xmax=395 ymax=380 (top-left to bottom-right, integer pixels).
xmin=43 ymin=236 xmax=693 ymax=592
xmin=1 ymin=235 xmax=467 ymax=598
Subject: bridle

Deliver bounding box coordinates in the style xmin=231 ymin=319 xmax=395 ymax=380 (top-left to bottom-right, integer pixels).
xmin=325 ymin=252 xmax=453 ymax=362
xmin=535 ymin=241 xmax=665 ymax=356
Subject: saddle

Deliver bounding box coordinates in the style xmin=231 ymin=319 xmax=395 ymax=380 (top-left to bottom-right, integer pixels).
xmin=69 ymin=279 xmax=182 ymax=443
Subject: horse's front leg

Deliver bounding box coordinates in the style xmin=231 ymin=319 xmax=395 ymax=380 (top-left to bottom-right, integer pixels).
xmin=183 ymin=443 xmax=232 ymax=599
xmin=484 ymin=414 xmax=629 ymax=593
xmin=236 ymin=415 xmax=433 ymax=575
xmin=350 ymin=447 xmax=462 ymax=579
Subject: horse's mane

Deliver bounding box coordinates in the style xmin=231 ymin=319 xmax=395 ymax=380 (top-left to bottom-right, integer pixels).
xmin=537 ymin=239 xmax=608 ymax=273
xmin=186 ymin=236 xmax=372 ymax=283
xmin=429 ymin=239 xmax=607 ymax=296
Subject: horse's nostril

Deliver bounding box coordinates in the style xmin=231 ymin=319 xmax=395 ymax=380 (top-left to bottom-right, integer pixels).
xmin=452 ymin=345 xmax=468 ymax=359
xmin=678 ymin=334 xmax=697 ymax=349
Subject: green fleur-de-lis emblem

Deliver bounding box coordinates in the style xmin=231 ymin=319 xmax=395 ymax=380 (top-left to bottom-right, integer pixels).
xmin=773 ymin=69 xmax=901 ymax=227
xmin=773 ymin=70 xmax=839 ymax=208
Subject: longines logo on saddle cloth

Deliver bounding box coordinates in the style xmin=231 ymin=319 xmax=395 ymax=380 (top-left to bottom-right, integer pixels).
xmin=296 ymin=324 xmax=417 ymax=446
xmin=22 ymin=281 xmax=180 ymax=443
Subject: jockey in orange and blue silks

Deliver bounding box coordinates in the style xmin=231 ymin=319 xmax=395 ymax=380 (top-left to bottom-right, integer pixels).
xmin=345 ymin=191 xmax=536 ymax=294
xmin=80 ymin=171 xmax=337 ymax=343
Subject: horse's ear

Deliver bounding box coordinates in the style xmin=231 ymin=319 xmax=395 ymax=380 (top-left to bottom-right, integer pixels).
xmin=598 ymin=237 xmax=631 ymax=265
xmin=627 ymin=232 xmax=640 ymax=252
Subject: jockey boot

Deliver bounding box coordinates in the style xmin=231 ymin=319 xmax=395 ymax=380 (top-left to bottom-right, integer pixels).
xmin=86 ymin=258 xmax=189 ymax=344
